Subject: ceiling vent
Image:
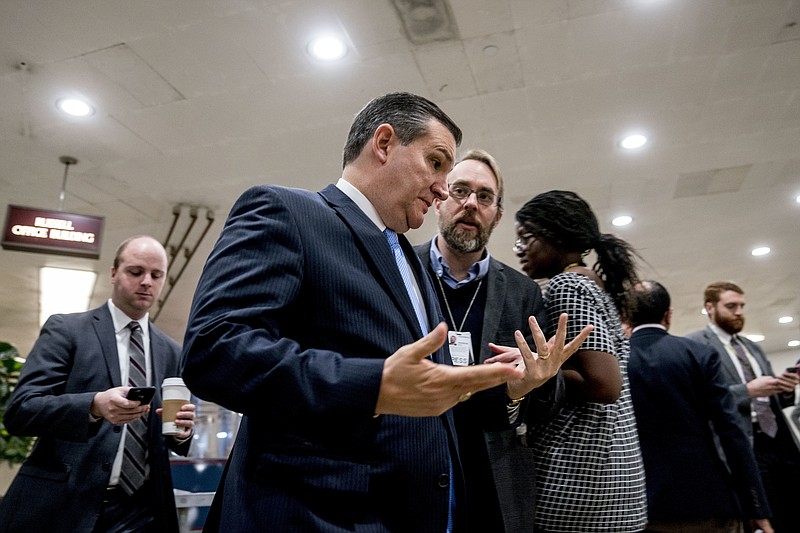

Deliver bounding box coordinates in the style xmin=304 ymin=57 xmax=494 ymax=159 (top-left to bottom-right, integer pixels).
xmin=673 ymin=164 xmax=751 ymax=199
xmin=389 ymin=0 xmax=459 ymax=44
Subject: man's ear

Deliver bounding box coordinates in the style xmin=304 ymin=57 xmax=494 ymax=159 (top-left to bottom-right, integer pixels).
xmin=372 ymin=123 xmax=394 ymax=164
xmin=663 ymin=308 xmax=673 ymax=329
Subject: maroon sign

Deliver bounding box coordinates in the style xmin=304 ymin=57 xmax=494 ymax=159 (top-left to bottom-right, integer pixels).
xmin=2 ymin=205 xmax=104 ymax=259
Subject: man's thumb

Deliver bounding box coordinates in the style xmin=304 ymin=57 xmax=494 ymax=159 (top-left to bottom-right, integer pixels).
xmin=406 ymin=322 xmax=448 ymax=361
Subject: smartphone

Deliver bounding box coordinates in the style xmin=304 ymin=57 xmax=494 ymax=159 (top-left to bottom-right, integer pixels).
xmin=786 ymin=366 xmax=798 ymax=373
xmin=127 ymin=386 xmax=156 ymax=405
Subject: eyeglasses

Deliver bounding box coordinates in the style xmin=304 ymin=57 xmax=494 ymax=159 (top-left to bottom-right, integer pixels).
xmin=448 ymin=183 xmax=499 ymax=207
xmin=513 ymin=233 xmax=536 ymax=254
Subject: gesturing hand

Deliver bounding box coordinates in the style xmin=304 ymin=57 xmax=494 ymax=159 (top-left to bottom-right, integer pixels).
xmin=486 ymin=313 xmax=593 ymax=400
xmin=375 ymin=323 xmax=525 ymax=417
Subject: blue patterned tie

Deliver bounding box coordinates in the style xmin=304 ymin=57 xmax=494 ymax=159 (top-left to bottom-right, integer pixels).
xmin=120 ymin=321 xmax=150 ymax=495
xmin=384 ymin=228 xmax=428 ymax=335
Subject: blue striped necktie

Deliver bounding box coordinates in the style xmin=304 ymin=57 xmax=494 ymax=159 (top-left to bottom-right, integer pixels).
xmin=119 ymin=321 xmax=150 ymax=495
xmin=384 ymin=228 xmax=454 ymax=532
xmin=384 ymin=228 xmax=428 ymax=335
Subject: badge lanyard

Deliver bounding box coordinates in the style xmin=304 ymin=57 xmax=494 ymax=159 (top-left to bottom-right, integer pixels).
xmin=436 ymin=276 xmax=483 ymax=332
xmin=437 ymin=276 xmax=483 ymax=366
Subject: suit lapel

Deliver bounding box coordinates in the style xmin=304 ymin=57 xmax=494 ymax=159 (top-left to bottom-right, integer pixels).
xmin=92 ymin=305 xmax=122 ymax=387
xmin=479 ymin=259 xmax=505 ymax=363
xmin=149 ymin=325 xmax=168 ymax=397
xmin=398 ymin=233 xmax=439 ymax=328
xmin=704 ymin=326 xmax=741 ymax=383
xmin=319 ymin=185 xmax=426 ymax=339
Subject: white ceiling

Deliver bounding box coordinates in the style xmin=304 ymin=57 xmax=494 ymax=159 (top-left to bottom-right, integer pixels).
xmin=1 ymin=0 xmax=799 ymax=361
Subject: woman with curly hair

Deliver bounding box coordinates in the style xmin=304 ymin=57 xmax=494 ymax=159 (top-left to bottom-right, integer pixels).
xmin=514 ymin=190 xmax=647 ymax=533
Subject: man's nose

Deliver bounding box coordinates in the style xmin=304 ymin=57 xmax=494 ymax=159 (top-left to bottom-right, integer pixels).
xmin=433 ymin=180 xmax=448 ymax=201
xmin=462 ymin=191 xmax=479 ymax=209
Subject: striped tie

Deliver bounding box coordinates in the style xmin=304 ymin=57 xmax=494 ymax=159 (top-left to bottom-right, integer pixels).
xmin=384 ymin=228 xmax=428 ymax=335
xmin=730 ymin=336 xmax=778 ymax=437
xmin=120 ymin=321 xmax=150 ymax=495
xmin=384 ymin=229 xmax=454 ymax=531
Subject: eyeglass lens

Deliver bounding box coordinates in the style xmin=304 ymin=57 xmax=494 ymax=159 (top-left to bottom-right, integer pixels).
xmin=448 ymin=184 xmax=497 ymax=207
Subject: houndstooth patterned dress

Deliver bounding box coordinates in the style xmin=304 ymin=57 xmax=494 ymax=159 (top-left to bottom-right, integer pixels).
xmin=530 ymin=272 xmax=647 ymax=532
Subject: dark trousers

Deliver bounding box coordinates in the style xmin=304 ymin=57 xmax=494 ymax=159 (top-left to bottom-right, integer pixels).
xmin=94 ymin=482 xmax=157 ymax=533
xmin=754 ymin=426 xmax=800 ymax=533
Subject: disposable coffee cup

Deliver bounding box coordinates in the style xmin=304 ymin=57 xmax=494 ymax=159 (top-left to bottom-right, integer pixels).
xmin=161 ymin=377 xmax=190 ymax=435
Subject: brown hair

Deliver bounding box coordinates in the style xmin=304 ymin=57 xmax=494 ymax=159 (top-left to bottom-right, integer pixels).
xmin=457 ymin=149 xmax=504 ymax=211
xmin=703 ymin=281 xmax=744 ymax=305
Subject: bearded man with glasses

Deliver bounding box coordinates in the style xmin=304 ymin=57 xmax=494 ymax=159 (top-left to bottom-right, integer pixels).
xmin=414 ymin=149 xmax=575 ymax=533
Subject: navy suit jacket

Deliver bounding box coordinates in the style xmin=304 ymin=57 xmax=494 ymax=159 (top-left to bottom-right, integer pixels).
xmin=686 ymin=326 xmax=795 ymax=442
xmin=628 ymin=327 xmax=770 ymax=521
xmin=0 ymin=304 xmax=188 ymax=533
xmin=182 ymin=185 xmax=461 ymax=532
xmin=415 ymin=240 xmax=550 ymax=532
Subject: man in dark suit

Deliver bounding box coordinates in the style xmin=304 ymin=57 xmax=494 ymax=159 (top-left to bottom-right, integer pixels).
xmin=415 ymin=148 xmax=557 ymax=532
xmin=627 ymin=280 xmax=772 ymax=533
xmin=686 ymin=281 xmax=799 ymax=533
xmin=181 ymin=92 xmax=586 ymax=532
xmin=0 ymin=235 xmax=196 ymax=533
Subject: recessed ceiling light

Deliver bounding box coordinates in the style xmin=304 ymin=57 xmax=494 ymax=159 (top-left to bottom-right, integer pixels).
xmin=308 ymin=35 xmax=347 ymax=61
xmin=796 ymin=194 xmax=800 ymax=204
xmin=778 ymin=316 xmax=794 ymax=324
xmin=57 ymin=98 xmax=94 ymax=117
xmin=743 ymin=334 xmax=764 ymax=342
xmin=788 ymin=340 xmax=800 ymax=347
xmin=611 ymin=215 xmax=632 ymax=227
xmin=751 ymin=246 xmax=770 ymax=256
xmin=620 ymin=134 xmax=647 ymax=149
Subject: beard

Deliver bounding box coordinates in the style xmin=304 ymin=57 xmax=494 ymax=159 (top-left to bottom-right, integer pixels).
xmin=439 ymin=214 xmax=494 ymax=254
xmin=715 ymin=312 xmax=745 ymax=334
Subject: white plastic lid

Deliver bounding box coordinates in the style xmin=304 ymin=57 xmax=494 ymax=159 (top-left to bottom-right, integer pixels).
xmin=162 ymin=377 xmax=186 ymax=387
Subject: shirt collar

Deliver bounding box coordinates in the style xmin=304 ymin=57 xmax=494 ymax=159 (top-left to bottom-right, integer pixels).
xmin=107 ymin=299 xmax=149 ymax=336
xmin=428 ymin=236 xmax=491 ymax=289
xmin=631 ymin=323 xmax=666 ymax=334
xmin=336 ymin=178 xmax=385 ymax=231
xmin=708 ymin=323 xmax=734 ymax=344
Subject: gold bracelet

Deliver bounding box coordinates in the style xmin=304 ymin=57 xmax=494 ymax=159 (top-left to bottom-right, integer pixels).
xmin=507 ymin=395 xmax=525 ymax=406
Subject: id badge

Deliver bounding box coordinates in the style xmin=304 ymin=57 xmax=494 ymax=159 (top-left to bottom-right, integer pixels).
xmin=448 ymin=331 xmax=473 ymax=366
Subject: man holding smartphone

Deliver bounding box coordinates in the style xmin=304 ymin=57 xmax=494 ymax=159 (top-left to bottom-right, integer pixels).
xmin=687 ymin=281 xmax=799 ymax=533
xmin=0 ymin=235 xmax=196 ymax=533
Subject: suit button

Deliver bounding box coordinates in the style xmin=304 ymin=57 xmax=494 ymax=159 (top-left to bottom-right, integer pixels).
xmin=102 ymin=462 xmax=111 ymax=472
xmin=437 ymin=474 xmax=450 ymax=488
xmin=113 ymin=426 xmax=122 ymax=433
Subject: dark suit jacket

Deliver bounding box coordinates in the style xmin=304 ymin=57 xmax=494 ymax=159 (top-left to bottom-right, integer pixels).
xmin=181 ymin=185 xmax=461 ymax=532
xmin=0 ymin=304 xmax=189 ymax=533
xmin=628 ymin=327 xmax=770 ymax=521
xmin=416 ymin=240 xmax=549 ymax=533
xmin=686 ymin=326 xmax=795 ymax=442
